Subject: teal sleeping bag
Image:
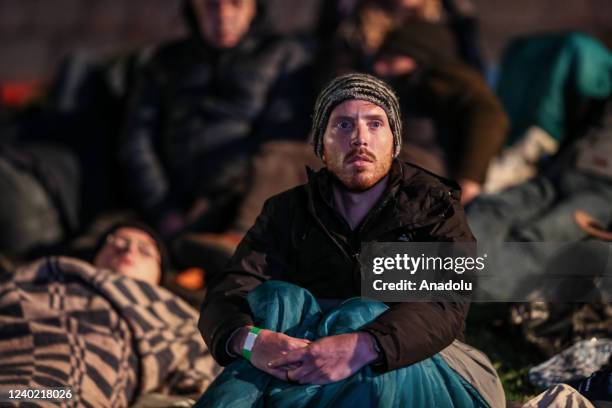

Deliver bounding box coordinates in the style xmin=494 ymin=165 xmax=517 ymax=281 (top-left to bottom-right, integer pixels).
xmin=497 ymin=32 xmax=612 ymax=145
xmin=195 ymin=281 xmax=490 ymax=407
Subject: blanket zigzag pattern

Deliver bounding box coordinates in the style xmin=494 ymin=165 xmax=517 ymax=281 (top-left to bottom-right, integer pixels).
xmin=0 ymin=256 xmax=220 ymax=408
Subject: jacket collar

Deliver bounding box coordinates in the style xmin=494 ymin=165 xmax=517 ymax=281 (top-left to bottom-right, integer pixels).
xmin=305 ymin=159 xmax=460 ymax=232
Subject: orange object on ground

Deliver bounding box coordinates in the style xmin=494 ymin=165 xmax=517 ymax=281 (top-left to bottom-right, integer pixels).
xmin=175 ymin=267 xmax=206 ymax=290
xmin=186 ymin=231 xmax=244 ymax=256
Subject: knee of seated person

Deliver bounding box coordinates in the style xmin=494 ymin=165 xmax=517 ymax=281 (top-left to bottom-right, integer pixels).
xmin=465 ymin=195 xmax=506 ymax=216
xmin=338 ymin=297 xmax=387 ymax=311
xmin=251 ymin=280 xmax=311 ymax=299
xmin=325 ymin=298 xmax=388 ymax=327
xmin=510 ymin=226 xmax=544 ymax=242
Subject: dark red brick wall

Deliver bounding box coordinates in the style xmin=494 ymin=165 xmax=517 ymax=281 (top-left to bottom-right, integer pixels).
xmin=0 ymin=0 xmax=610 ymax=81
xmin=473 ymin=0 xmax=612 ymax=63
xmin=0 ymin=0 xmax=185 ymax=81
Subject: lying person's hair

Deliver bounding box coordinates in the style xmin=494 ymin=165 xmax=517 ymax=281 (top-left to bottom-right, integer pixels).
xmin=92 ymin=220 xmax=170 ymax=284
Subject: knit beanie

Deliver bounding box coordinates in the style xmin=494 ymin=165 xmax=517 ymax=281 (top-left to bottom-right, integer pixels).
xmin=312 ymin=73 xmax=402 ymax=158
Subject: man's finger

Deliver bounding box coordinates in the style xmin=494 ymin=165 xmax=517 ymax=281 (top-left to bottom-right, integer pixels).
xmin=266 ymin=367 xmax=291 ymax=381
xmin=284 ymin=362 xmax=302 ymax=370
xmin=269 ymin=361 xmax=301 ymax=371
xmin=283 ymin=333 xmax=310 ymax=344
xmin=286 ymin=361 xmax=317 ymax=382
xmin=268 ymin=348 xmax=308 ymax=368
xmin=287 ymin=340 xmax=311 ymax=351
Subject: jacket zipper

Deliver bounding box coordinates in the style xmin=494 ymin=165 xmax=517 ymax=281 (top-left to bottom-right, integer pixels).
xmin=311 ymin=216 xmax=355 ymax=263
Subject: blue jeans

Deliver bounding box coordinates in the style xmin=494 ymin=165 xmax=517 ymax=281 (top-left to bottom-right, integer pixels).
xmin=466 ymin=170 xmax=612 ymax=298
xmin=468 ymin=169 xmax=612 ymax=243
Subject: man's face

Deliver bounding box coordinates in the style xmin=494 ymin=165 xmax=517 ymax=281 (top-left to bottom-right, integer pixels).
xmin=322 ymin=99 xmax=394 ymax=191
xmin=93 ymin=227 xmax=162 ymax=286
xmin=193 ymin=0 xmax=256 ymax=49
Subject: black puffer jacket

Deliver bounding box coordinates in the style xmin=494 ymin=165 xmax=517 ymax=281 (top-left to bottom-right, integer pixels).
xmin=199 ymin=160 xmax=475 ymax=371
xmin=119 ymin=7 xmax=313 ymax=219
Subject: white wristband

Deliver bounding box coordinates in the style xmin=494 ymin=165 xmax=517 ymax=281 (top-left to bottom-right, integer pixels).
xmin=242 ymin=327 xmax=262 ymax=360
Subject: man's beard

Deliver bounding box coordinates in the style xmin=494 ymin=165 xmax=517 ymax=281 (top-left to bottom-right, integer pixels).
xmin=328 ymin=148 xmax=393 ymax=192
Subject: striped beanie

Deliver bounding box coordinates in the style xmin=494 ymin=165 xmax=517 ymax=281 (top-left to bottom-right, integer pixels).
xmin=312 ymin=73 xmax=402 ymax=158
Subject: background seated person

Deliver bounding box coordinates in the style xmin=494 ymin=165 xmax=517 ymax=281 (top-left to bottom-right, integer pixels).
xmin=119 ymin=0 xmax=313 ymax=237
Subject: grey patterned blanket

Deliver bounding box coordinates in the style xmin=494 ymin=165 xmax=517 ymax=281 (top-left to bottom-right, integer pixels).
xmin=0 ymin=256 xmax=220 ymax=407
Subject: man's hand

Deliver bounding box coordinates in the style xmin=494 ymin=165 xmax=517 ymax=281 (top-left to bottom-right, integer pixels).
xmin=269 ymin=332 xmax=379 ymax=385
xmin=230 ymin=326 xmax=311 ymax=381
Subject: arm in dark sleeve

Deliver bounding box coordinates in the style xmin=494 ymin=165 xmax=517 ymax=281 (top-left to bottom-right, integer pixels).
xmin=453 ymin=74 xmax=509 ymax=183
xmin=362 ymin=199 xmax=474 ymax=372
xmin=427 ymin=65 xmax=509 ymax=183
xmin=190 ymin=39 xmax=313 ymax=198
xmin=118 ymin=57 xmax=172 ymax=218
xmin=198 ymin=196 xmax=290 ymax=366
xmin=251 ymin=38 xmax=314 ymax=143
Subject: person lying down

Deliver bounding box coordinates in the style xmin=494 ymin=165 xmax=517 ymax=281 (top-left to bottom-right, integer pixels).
xmin=0 ymin=221 xmax=220 ymax=408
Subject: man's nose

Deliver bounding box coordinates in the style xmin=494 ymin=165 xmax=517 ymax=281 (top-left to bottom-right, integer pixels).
xmin=351 ymin=121 xmax=370 ymax=147
xmin=216 ymin=1 xmax=233 ymax=21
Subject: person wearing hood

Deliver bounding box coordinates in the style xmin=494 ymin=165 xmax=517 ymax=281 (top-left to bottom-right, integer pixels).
xmin=315 ymin=0 xmax=486 ymax=86
xmin=118 ymin=0 xmax=313 ymax=236
xmin=373 ymin=23 xmax=509 ymax=204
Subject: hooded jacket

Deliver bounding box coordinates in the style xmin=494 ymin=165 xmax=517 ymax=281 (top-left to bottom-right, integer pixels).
xmin=199 ymin=160 xmax=475 ymax=372
xmin=392 ymin=63 xmax=509 ymax=184
xmin=119 ymin=1 xmax=313 ymax=219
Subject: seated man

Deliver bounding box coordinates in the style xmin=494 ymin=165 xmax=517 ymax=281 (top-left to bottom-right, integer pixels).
xmin=0 ymin=222 xmax=220 ymax=408
xmin=119 ymin=0 xmax=312 ymax=236
xmin=197 ymin=74 xmax=505 ymax=407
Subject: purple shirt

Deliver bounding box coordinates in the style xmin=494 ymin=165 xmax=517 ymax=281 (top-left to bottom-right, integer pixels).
xmin=332 ymin=174 xmax=390 ymax=231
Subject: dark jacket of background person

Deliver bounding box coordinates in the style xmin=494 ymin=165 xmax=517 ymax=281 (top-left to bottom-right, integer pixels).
xmin=118 ymin=3 xmax=313 ymax=222
xmin=199 ymin=160 xmax=474 ymax=371
xmin=394 ymin=63 xmax=509 ymax=184
xmin=376 ymin=23 xmax=508 ymax=184
xmin=0 ymin=143 xmax=80 ymax=256
xmin=315 ymin=2 xmax=485 ymax=85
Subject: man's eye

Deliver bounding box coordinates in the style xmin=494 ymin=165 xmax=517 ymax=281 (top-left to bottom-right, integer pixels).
xmin=370 ymin=121 xmax=383 ymax=129
xmin=337 ymin=121 xmax=352 ymax=130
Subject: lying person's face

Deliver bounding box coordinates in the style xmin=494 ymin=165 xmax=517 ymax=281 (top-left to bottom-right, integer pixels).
xmin=93 ymin=227 xmax=162 ymax=285
xmin=194 ymin=0 xmax=256 ymax=49
xmin=322 ymin=99 xmax=394 ymax=191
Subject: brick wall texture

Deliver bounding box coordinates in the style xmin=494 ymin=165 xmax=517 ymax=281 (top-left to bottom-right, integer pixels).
xmin=0 ymin=0 xmax=611 ymax=81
